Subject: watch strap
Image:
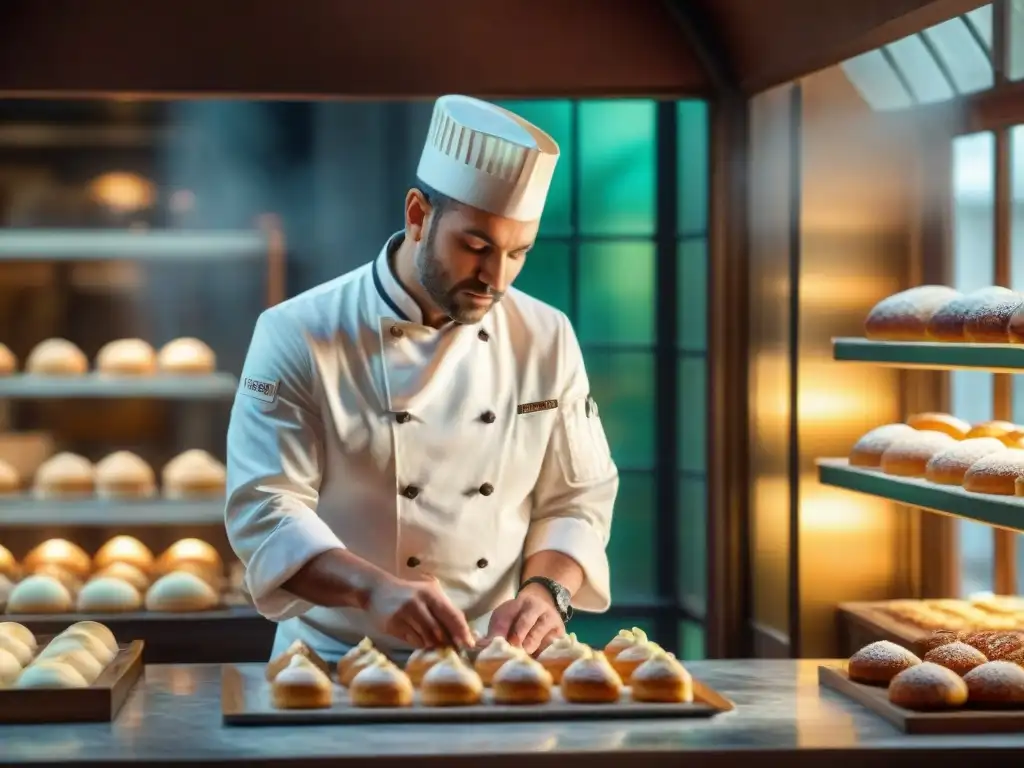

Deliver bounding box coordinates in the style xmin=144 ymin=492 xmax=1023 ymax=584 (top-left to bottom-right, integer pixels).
xmin=519 ymin=575 xmax=573 ymax=622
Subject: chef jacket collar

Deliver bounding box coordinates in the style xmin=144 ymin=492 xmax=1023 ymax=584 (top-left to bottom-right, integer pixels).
xmin=372 ymin=231 xmax=424 ymax=325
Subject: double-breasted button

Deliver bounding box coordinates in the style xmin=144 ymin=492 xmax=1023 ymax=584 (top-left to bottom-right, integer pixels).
xmin=476 ymin=558 xmax=488 ymax=569
xmin=401 ymin=485 xmax=420 ymax=499
xmin=407 ymin=556 xmax=420 ymax=568
xmin=478 ymin=329 xmax=489 ymax=342
xmin=478 ymin=483 xmax=494 ymax=496
xmin=395 ymin=411 xmax=411 ymax=424
xmin=480 ymin=410 xmax=496 ymax=424
xmin=390 ymin=326 xmax=404 ymax=339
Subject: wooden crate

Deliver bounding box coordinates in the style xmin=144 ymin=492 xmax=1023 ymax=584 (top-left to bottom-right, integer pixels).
xmin=837 ymin=602 xmax=930 ymax=656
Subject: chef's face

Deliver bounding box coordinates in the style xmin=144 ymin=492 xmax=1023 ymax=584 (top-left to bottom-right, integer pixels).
xmin=407 ymin=189 xmax=538 ymax=324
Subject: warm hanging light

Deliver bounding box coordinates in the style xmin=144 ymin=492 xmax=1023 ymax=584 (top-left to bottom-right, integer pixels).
xmin=87 ymin=171 xmax=156 ymax=214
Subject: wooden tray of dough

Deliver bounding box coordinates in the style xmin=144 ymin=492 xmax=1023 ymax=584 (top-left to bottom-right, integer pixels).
xmin=221 ymin=663 xmax=734 ymax=725
xmin=0 ymin=638 xmax=144 ymax=724
xmin=819 ymin=665 xmax=1024 ymax=734
xmin=837 ymin=602 xmax=931 ymax=657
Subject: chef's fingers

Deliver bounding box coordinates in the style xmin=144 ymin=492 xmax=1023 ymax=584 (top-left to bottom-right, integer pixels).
xmin=485 ymin=602 xmax=517 ymax=642
xmin=393 ymin=620 xmax=428 ymax=649
xmin=406 ymin=599 xmax=446 ymax=647
xmin=521 ymin=611 xmax=560 ymax=655
xmin=507 ymin=603 xmax=545 ymax=649
xmin=536 ymin=627 xmax=563 ymax=655
xmin=424 ymin=591 xmax=475 ymax=648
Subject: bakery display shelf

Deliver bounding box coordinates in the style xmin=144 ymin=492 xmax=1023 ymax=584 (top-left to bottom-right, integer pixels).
xmin=0 ymin=373 xmax=237 ymax=399
xmin=833 ymin=337 xmax=1024 ymax=373
xmin=0 ymin=497 xmax=224 ymax=525
xmin=817 ymin=459 xmax=1024 ymax=533
xmin=0 ymin=229 xmax=268 ymax=262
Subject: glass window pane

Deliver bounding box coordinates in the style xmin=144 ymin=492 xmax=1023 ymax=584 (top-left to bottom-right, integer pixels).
xmin=1010 ymin=2 xmax=1024 ymax=80
xmin=841 ymin=50 xmax=915 ymax=111
xmin=678 ymin=476 xmax=707 ymax=614
xmin=578 ymin=100 xmax=656 ymax=236
xmin=678 ymin=357 xmax=707 ymax=473
xmin=885 ymin=36 xmax=955 ymax=103
xmin=677 ymin=100 xmax=709 ymax=236
xmin=678 ymin=238 xmax=707 ymax=352
xmin=967 ymin=4 xmax=993 ymax=50
xmin=578 ymin=241 xmax=655 ymax=344
xmin=569 ymin=615 xmax=656 ymax=650
xmin=608 ymin=472 xmax=656 ymax=602
xmin=585 ymin=351 xmax=654 ymax=468
xmin=513 ymin=240 xmax=571 ymax=316
xmin=495 ymin=100 xmax=573 ymax=236
xmin=678 ymin=620 xmax=706 ymax=660
xmin=922 ymin=20 xmax=993 ymax=94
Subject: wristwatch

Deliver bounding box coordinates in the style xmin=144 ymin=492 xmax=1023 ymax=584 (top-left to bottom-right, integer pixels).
xmin=519 ymin=576 xmax=573 ymax=623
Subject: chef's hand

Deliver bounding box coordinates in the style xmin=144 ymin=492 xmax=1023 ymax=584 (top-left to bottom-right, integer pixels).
xmin=484 ymin=583 xmax=565 ymax=655
xmin=367 ymin=573 xmax=475 ymax=649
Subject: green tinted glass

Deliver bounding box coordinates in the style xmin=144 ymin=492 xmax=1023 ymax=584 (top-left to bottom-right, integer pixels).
xmin=678 ymin=476 xmax=707 ymax=614
xmin=678 ymin=357 xmax=707 ymax=472
xmin=578 ymin=241 xmax=655 ymax=344
xmin=677 ymin=100 xmax=709 ymax=235
xmin=678 ymin=620 xmax=706 ymax=660
xmin=607 ymin=472 xmax=656 ymax=602
xmin=569 ymin=615 xmax=657 ymax=650
xmin=585 ymin=351 xmax=654 ymax=468
xmin=513 ymin=240 xmax=572 ymax=315
xmin=578 ymin=100 xmax=656 ymax=236
xmin=677 ymin=238 xmax=708 ymax=352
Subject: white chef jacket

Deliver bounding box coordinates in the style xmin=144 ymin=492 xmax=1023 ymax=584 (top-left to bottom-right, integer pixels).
xmin=225 ymin=232 xmax=618 ymax=659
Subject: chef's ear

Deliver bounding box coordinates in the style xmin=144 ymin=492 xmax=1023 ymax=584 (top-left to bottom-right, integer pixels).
xmin=405 ymin=188 xmax=431 ymax=242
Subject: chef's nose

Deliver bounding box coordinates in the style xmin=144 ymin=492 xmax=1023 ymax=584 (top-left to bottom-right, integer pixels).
xmin=479 ymin=252 xmax=510 ymax=293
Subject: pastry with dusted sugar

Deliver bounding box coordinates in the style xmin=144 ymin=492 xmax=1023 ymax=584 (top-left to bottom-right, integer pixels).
xmin=0 ymin=460 xmax=21 ymax=495
xmin=906 ymin=413 xmax=971 ymax=440
xmin=963 ymin=661 xmax=1024 ymax=706
xmin=349 ymin=655 xmax=415 ymax=708
xmin=919 ymin=629 xmax=964 ymax=655
xmin=0 ymin=622 xmax=36 ymax=653
xmin=340 ymin=648 xmax=389 ymax=688
xmin=0 ymin=647 xmax=20 ymax=686
xmin=880 ymin=431 xmax=957 ymax=477
xmin=562 ymin=648 xmax=623 ymax=704
xmin=23 ymin=538 xmax=91 ymax=579
xmin=888 ymin=662 xmax=968 ymax=710
xmin=474 ymin=636 xmax=527 ymax=685
xmin=33 ymin=453 xmax=95 ymax=499
xmin=865 ymin=286 xmax=961 ymax=340
xmin=335 ymin=636 xmax=374 ymax=683
xmin=611 ymin=639 xmax=663 ymax=682
xmin=25 ymin=338 xmax=88 ymax=376
xmin=848 ymin=640 xmax=921 ymax=685
xmin=267 ymin=639 xmax=332 ymax=682
xmin=94 ymin=452 xmax=157 ymax=499
xmin=162 ymin=449 xmax=226 ymax=499
xmin=0 ymin=343 xmax=16 ymax=376
xmin=405 ymin=647 xmax=451 ymax=687
xmin=1006 ymin=302 xmax=1024 ymax=343
xmin=1000 ymin=429 xmax=1024 ymax=449
xmin=963 ymin=449 xmax=1024 ymax=495
xmin=420 ymin=648 xmax=483 ymax=707
xmin=93 ymin=535 xmax=154 ymax=575
xmin=965 ymin=291 xmax=1024 ymax=343
xmin=1011 ymin=473 xmax=1024 ymax=497
xmin=537 ymin=632 xmax=590 ymax=683
xmin=966 ymin=420 xmax=1020 ymax=441
xmin=631 ymin=650 xmax=694 ymax=703
xmin=962 ymin=630 xmax=1024 ymax=662
xmin=849 ymin=424 xmax=917 ymax=467
xmin=157 ymin=337 xmax=216 ymax=375
xmin=77 ymin=577 xmax=141 ymax=613
xmin=492 ymin=655 xmax=554 ymax=705
xmin=924 ymin=438 xmax=1006 ymax=485
xmin=144 ymin=571 xmax=219 ymax=612
xmin=923 ymin=641 xmax=987 ymax=677
xmin=95 ymin=338 xmax=157 ymax=376
xmin=93 ymin=561 xmax=149 ymax=592
xmin=927 ymin=287 xmax=1017 ymax=342
xmin=7 ymin=574 xmax=72 ymax=614
xmin=271 ymin=655 xmax=333 ymax=709
xmin=16 ymin=661 xmax=89 ymax=689
xmin=604 ymin=627 xmax=648 ymax=659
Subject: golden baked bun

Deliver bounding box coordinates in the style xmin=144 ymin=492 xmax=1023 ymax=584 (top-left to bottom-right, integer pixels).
xmin=630 ymin=650 xmax=694 ymax=703
xmin=161 ymin=449 xmax=226 ymax=499
xmin=267 ymin=639 xmax=332 ymax=682
xmin=888 ymin=662 xmax=968 ymax=710
xmin=922 ymin=641 xmax=987 ymax=677
xmin=848 ymin=640 xmax=922 ymax=685
xmin=879 ymin=431 xmax=957 ymax=477
xmin=0 ymin=631 xmax=33 ymax=666
xmin=16 ymin=661 xmax=88 ymax=689
xmin=959 ymin=630 xmax=1024 ymax=661
xmin=0 ymin=343 xmax=16 ymax=376
xmin=419 ymin=648 xmax=483 ymax=707
xmin=93 ymin=535 xmax=154 ymax=575
xmin=25 ymin=338 xmax=88 ymax=376
xmin=405 ymin=647 xmax=449 ymax=687
xmin=58 ymin=621 xmax=118 ymax=656
xmin=604 ymin=627 xmax=648 ymax=660
xmin=966 ymin=420 xmax=1019 ymax=440
xmin=927 ymin=287 xmax=1016 ymax=342
xmin=155 ymin=538 xmax=222 ymax=576
xmin=0 ymin=647 xmax=20 ymax=686
xmin=271 ymin=655 xmax=333 ymax=709
xmin=32 ymin=563 xmax=82 ymax=596
xmin=964 ymin=449 xmax=1024 ymax=495
xmin=335 ymin=637 xmax=374 ymax=684
xmin=33 ymin=453 xmax=95 ymax=499
xmin=0 ymin=621 xmax=37 ymax=652
xmin=924 ymin=438 xmax=1006 ymax=485
xmin=864 ymin=286 xmax=961 ymax=341
xmin=95 ymin=338 xmax=157 ymax=376
xmin=536 ymin=632 xmax=590 ymax=683
xmin=849 ymin=424 xmax=917 ymax=467
xmin=92 ymin=561 xmax=149 ymax=592
xmin=963 ymin=660 xmax=1024 ymax=705
xmin=906 ymin=413 xmax=971 ymax=440
xmin=144 ymin=571 xmax=219 ymax=612
xmin=94 ymin=452 xmax=157 ymax=499
xmin=77 ymin=577 xmax=142 ymax=613
xmin=350 ymin=655 xmax=415 ymax=708
xmin=1006 ymin=302 xmax=1024 ymax=343
xmin=340 ymin=648 xmax=388 ymax=688
xmin=157 ymin=337 xmax=216 ymax=375
xmin=562 ymin=648 xmax=623 ymax=704
xmin=474 ymin=636 xmax=527 ymax=686
xmin=0 ymin=544 xmax=18 ymax=581
xmin=965 ymin=291 xmax=1024 ymax=342
xmin=1000 ymin=429 xmax=1024 ymax=449
xmin=7 ymin=574 xmax=73 ymax=614
xmin=492 ymin=655 xmax=553 ymax=705
xmin=23 ymin=538 xmax=91 ymax=579
xmin=0 ymin=459 xmax=21 ymax=495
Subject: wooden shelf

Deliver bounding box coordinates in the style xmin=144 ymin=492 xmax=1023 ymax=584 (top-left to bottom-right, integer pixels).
xmin=0 ymin=229 xmax=267 ymax=262
xmin=0 ymin=496 xmax=224 ymax=526
xmin=832 ymin=337 xmax=1024 ymax=373
xmin=0 ymin=373 xmax=237 ymax=400
xmin=817 ymin=458 xmax=1024 ymax=533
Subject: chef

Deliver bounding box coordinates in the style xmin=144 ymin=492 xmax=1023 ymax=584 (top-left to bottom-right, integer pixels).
xmin=225 ymin=94 xmax=618 ymax=663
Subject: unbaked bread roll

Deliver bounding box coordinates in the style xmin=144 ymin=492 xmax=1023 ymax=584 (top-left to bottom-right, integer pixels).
xmin=965 ymin=291 xmax=1024 ymax=343
xmin=927 ymin=287 xmax=1017 ymax=342
xmin=0 ymin=633 xmax=32 ymax=666
xmin=161 ymin=449 xmax=226 ymax=499
xmin=0 ymin=647 xmax=20 ymax=686
xmin=157 ymin=337 xmax=216 ymax=374
xmin=966 ymin=420 xmax=1019 ymax=441
xmin=23 ymin=538 xmax=91 ymax=579
xmin=0 ymin=459 xmax=21 ymax=495
xmin=0 ymin=343 xmax=16 ymax=376
xmin=58 ymin=621 xmax=118 ymax=656
xmin=924 ymin=438 xmax=1006 ymax=485
xmin=93 ymin=535 xmax=153 ymax=574
xmin=77 ymin=577 xmax=142 ymax=613
xmin=94 ymin=451 xmax=156 ymax=499
xmin=32 ymin=563 xmax=82 ymax=596
xmin=93 ymin=561 xmax=149 ymax=592
xmin=33 ymin=453 xmax=95 ymax=498
xmin=906 ymin=413 xmax=971 ymax=440
xmin=95 ymin=338 xmax=157 ymax=376
xmin=864 ymin=286 xmax=961 ymax=341
xmin=16 ymin=661 xmax=88 ymax=689
xmin=42 ymin=648 xmax=103 ymax=684
xmin=849 ymin=424 xmax=917 ymax=467
xmin=25 ymin=338 xmax=88 ymax=376
xmin=880 ymin=431 xmax=957 ymax=477
xmin=964 ymin=449 xmax=1024 ymax=495
xmin=7 ymin=574 xmax=73 ymax=614
xmin=145 ymin=571 xmax=219 ymax=612
xmin=155 ymin=538 xmax=222 ymax=576
xmin=0 ymin=622 xmax=37 ymax=652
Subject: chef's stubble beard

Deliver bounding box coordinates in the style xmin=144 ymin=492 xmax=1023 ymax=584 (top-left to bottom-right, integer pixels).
xmin=417 ymin=218 xmax=503 ymax=324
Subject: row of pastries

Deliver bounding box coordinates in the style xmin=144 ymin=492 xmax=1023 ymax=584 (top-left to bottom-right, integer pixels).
xmin=0 ymin=536 xmax=233 ymax=614
xmin=268 ymin=627 xmax=693 ymax=709
xmin=865 ymin=285 xmax=1024 ymax=342
xmin=0 ymin=449 xmax=225 ymax=499
xmin=875 ymin=594 xmax=1024 ymax=632
xmin=0 ymin=337 xmax=216 ymax=376
xmin=0 ymin=620 xmax=121 ymax=688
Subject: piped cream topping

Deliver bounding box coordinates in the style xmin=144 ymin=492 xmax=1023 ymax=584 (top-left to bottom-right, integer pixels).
xmin=422 ymin=649 xmax=483 ymax=691
xmin=617 ymin=640 xmax=663 ymax=662
xmin=564 ymin=648 xmax=622 ymax=685
xmin=275 ymin=655 xmax=329 ymax=686
xmin=538 ymin=632 xmax=589 ymax=661
xmin=632 ymin=650 xmax=689 ymax=681
xmin=477 ymin=636 xmax=525 ymax=661
xmin=341 ymin=636 xmax=373 ymax=663
xmin=615 ymin=627 xmax=648 ymax=645
xmin=352 ymin=655 xmax=412 ymax=687
xmin=493 ymin=656 xmax=553 ymax=686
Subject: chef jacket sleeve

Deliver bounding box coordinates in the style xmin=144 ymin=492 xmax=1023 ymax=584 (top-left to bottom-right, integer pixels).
xmin=225 ymin=307 xmax=344 ymax=622
xmin=524 ymin=314 xmax=618 ymax=612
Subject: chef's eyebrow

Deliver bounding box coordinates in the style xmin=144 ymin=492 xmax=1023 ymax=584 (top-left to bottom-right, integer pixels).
xmin=462 ymin=228 xmax=532 ymax=253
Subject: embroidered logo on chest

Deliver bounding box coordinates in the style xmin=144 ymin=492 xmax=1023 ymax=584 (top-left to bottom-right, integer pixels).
xmin=239 ymin=375 xmax=279 ymax=404
xmin=517 ymin=399 xmax=558 ymax=415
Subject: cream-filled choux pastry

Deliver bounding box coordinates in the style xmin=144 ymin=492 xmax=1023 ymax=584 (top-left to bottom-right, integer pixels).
xmin=93 ymin=536 xmax=154 ymax=575
xmin=492 ymin=655 xmax=553 ymax=705
xmin=16 ymin=661 xmax=88 ymax=689
xmin=94 ymin=451 xmax=157 ymax=499
xmin=95 ymin=338 xmax=157 ymax=376
xmin=271 ymin=655 xmax=333 ymax=709
xmin=339 ymin=648 xmax=388 ymax=688
xmin=561 ymin=648 xmax=623 ymax=704
xmin=405 ymin=647 xmax=450 ymax=687
xmin=161 ymin=450 xmax=226 ymax=499
xmin=611 ymin=640 xmax=663 ymax=682
xmin=7 ymin=574 xmax=73 ymax=614
xmin=604 ymin=627 xmax=648 ymax=659
xmin=349 ymin=655 xmax=414 ymax=708
xmin=630 ymin=650 xmax=693 ymax=703
xmin=537 ymin=633 xmax=590 ymax=684
xmin=420 ymin=648 xmax=483 ymax=707
xmin=25 ymin=338 xmax=88 ymax=376
xmin=93 ymin=562 xmax=149 ymax=592
xmin=145 ymin=571 xmax=219 ymax=612
xmin=0 ymin=343 xmax=16 ymax=376
xmin=23 ymin=538 xmax=91 ymax=580
xmin=0 ymin=622 xmax=36 ymax=653
xmin=33 ymin=454 xmax=95 ymax=499
xmin=157 ymin=337 xmax=216 ymax=375
xmin=336 ymin=637 xmax=374 ymax=683
xmin=0 ymin=459 xmax=21 ymax=495
xmin=474 ymin=636 xmax=527 ymax=686
xmin=77 ymin=577 xmax=142 ymax=613
xmin=266 ymin=639 xmax=331 ymax=682
xmin=0 ymin=647 xmax=20 ymax=686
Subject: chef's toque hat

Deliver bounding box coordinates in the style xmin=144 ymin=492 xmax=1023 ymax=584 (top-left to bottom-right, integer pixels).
xmin=416 ymin=95 xmax=560 ymax=223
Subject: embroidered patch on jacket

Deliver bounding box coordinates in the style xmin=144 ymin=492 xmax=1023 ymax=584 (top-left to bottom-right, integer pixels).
xmin=517 ymin=399 xmax=558 ymax=415
xmin=239 ymin=376 xmax=279 ymax=404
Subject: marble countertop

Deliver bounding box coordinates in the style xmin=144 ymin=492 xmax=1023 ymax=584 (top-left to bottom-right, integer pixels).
xmin=3 ymin=660 xmax=1024 ymax=768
